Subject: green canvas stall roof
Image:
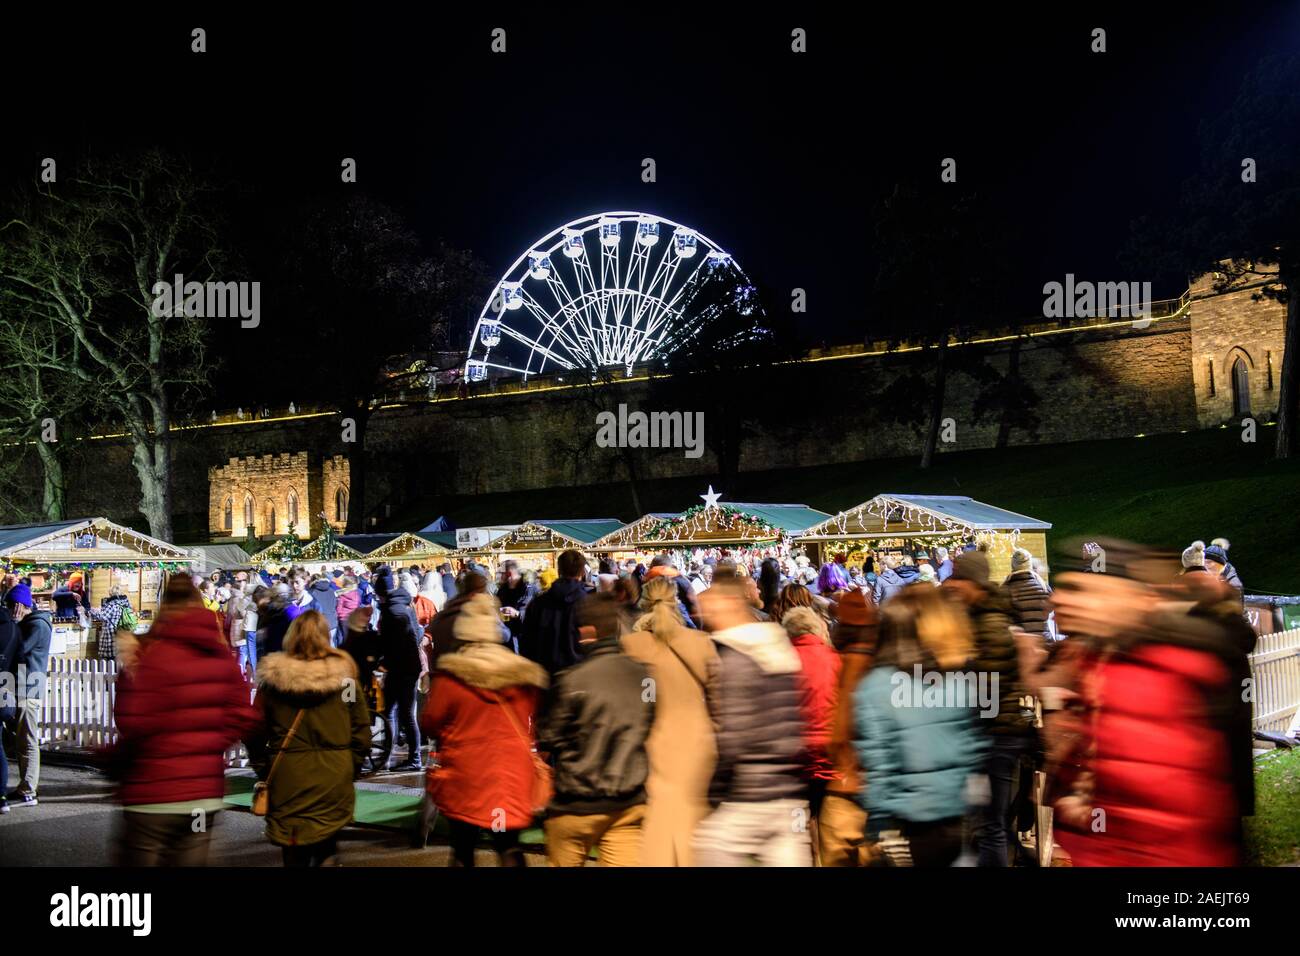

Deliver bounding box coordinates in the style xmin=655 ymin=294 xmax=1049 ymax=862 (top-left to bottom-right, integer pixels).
xmin=338 ymin=533 xmax=401 ymax=554
xmin=725 ymin=503 xmax=835 ymax=534
xmin=0 ymin=520 xmax=83 ymax=555
xmin=524 ymin=518 xmax=627 ymax=545
xmin=422 ymin=532 xmax=458 ymax=549
xmin=799 ymin=494 xmax=1051 ymax=540
xmin=884 ymin=495 xmax=1051 ymax=531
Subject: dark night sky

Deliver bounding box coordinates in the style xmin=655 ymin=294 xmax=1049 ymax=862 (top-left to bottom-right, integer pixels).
xmin=4 ymin=5 xmax=1298 ymax=348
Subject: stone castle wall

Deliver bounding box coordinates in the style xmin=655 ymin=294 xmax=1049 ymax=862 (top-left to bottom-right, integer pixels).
xmin=38 ymin=285 xmax=1285 ymax=538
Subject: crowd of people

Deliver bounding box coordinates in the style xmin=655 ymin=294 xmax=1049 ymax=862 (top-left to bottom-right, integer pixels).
xmin=0 ymin=532 xmax=1258 ymax=868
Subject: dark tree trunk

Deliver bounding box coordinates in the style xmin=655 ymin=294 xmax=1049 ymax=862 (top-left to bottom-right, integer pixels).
xmin=920 ymin=336 xmax=950 ymax=469
xmin=996 ymin=338 xmax=1022 ymax=449
xmin=1275 ymin=266 xmax=1299 ymax=460
xmin=34 ymin=440 xmax=65 ymax=521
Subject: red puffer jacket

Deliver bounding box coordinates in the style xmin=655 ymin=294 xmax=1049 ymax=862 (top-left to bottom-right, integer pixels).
xmin=783 ymin=607 xmax=841 ymax=782
xmin=1056 ymin=641 xmax=1240 ymax=866
xmin=113 ymin=606 xmax=262 ymax=806
xmin=420 ymin=645 xmax=548 ymax=830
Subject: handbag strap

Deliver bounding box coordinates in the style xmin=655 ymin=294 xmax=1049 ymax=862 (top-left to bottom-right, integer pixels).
xmin=666 ymin=639 xmax=707 ymax=694
xmin=265 ymin=709 xmax=306 ymax=787
xmin=493 ymin=691 xmax=531 ymax=746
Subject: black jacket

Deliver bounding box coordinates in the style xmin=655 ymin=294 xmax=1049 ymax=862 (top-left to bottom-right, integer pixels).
xmin=539 ymin=641 xmax=654 ymax=814
xmin=1004 ymin=570 xmax=1051 ymax=639
xmin=520 ymin=578 xmax=586 ymax=675
xmin=0 ymin=605 xmax=19 ymax=721
xmin=970 ymin=588 xmax=1033 ymax=737
xmin=378 ymin=590 xmax=422 ymax=681
xmin=307 ymin=579 xmax=339 ymax=631
xmin=707 ymin=623 xmax=807 ymax=804
xmin=496 ymin=578 xmax=538 ymax=642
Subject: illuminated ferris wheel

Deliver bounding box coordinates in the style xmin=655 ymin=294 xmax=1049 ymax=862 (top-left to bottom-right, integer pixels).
xmin=464 ymin=211 xmax=760 ymax=382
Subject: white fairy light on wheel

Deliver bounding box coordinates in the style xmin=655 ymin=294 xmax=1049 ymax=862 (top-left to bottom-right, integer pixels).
xmin=464 ymin=211 xmax=762 ymax=382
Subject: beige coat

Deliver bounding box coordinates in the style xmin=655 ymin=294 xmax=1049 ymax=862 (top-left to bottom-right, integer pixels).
xmin=621 ymin=624 xmax=718 ymax=867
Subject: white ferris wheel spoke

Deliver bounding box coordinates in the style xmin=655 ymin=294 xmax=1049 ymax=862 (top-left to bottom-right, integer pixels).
xmin=465 ymin=211 xmax=758 ymax=383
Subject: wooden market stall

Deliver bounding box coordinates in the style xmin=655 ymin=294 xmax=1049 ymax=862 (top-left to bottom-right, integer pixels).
xmin=591 ymin=502 xmax=833 ymax=566
xmin=0 ymin=517 xmax=194 ymax=659
xmin=463 ymin=518 xmax=625 ymax=574
xmin=795 ymin=493 xmax=1052 ymax=583
xmin=249 ymin=531 xmax=364 ymax=574
xmin=359 ymin=531 xmax=451 ymax=567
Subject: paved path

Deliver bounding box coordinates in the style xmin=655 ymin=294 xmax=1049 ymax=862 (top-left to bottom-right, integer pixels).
xmin=1 ymin=762 xmax=546 ymax=866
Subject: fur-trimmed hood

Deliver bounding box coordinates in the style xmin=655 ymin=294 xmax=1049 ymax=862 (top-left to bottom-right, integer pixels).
xmin=436 ymin=643 xmax=549 ymax=692
xmin=781 ymin=605 xmax=830 ymax=644
xmin=257 ymin=650 xmax=358 ymax=697
xmin=712 ymin=621 xmax=802 ymax=675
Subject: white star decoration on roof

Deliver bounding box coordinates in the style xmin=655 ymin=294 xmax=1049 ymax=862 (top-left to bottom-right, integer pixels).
xmin=700 ymin=485 xmax=722 ymax=509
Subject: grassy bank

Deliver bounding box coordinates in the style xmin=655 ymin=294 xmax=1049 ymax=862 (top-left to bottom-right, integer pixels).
xmin=394 ymin=426 xmax=1300 ymax=594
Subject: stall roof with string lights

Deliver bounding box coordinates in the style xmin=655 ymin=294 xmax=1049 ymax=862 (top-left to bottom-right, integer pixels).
xmin=359 ymin=531 xmax=451 ymax=565
xmin=0 ymin=517 xmax=193 ymax=570
xmin=0 ymin=517 xmax=193 ymax=658
xmin=591 ymin=491 xmax=833 ymax=553
xmin=465 ymin=518 xmax=626 ymax=569
xmin=250 ymin=532 xmax=364 ymax=568
xmin=796 ymin=494 xmax=1052 ymax=581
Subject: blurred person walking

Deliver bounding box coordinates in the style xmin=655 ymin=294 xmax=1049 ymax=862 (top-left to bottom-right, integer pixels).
xmin=520 ymin=549 xmax=589 ymax=676
xmin=110 ymin=576 xmax=260 ymax=864
xmin=250 ymin=610 xmax=371 ymax=866
xmin=823 ymin=588 xmax=878 ymax=866
xmin=693 ymin=573 xmax=811 ymax=867
xmin=943 ymin=548 xmax=1035 ymax=867
xmin=854 ymin=586 xmax=986 ymax=867
xmin=541 ymin=593 xmax=654 ymax=866
xmin=780 ymin=589 xmax=841 ymax=863
xmin=421 ymin=592 xmax=549 ymax=866
xmin=621 ymin=577 xmax=719 ymax=866
xmin=1051 ymin=542 xmax=1255 ymax=866
xmin=427 ymin=570 xmax=497 ymax=660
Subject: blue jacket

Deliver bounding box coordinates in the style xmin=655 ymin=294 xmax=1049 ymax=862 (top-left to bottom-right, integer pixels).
xmin=853 ymin=664 xmax=985 ymax=835
xmin=872 ymin=565 xmax=920 ymax=605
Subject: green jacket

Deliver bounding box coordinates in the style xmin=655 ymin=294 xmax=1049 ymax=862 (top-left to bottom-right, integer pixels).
xmin=251 ymin=650 xmax=371 ymax=847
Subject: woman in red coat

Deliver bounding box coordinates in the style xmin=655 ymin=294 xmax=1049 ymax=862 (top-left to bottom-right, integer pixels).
xmin=420 ymin=592 xmax=549 ymax=866
xmin=1052 ymin=568 xmax=1245 ymax=866
xmin=112 ymin=576 xmax=262 ymax=865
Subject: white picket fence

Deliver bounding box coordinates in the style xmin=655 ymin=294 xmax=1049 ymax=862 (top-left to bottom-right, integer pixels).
xmin=31 ymin=625 xmax=1300 ymax=756
xmin=1249 ymin=627 xmax=1300 ymax=735
xmin=38 ymin=657 xmax=255 ymax=767
xmin=37 ymin=657 xmax=118 ymax=751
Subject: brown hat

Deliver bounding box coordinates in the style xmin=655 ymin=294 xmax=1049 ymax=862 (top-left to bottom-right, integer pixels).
xmin=950 ymin=549 xmax=990 ymax=588
xmin=833 ymin=588 xmax=876 ymax=626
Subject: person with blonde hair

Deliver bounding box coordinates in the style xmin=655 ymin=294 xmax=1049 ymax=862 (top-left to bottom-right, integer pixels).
xmin=853 ymin=584 xmax=984 ymax=867
xmin=250 ymin=610 xmax=371 ymax=866
xmin=620 ymin=576 xmax=719 ymax=865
